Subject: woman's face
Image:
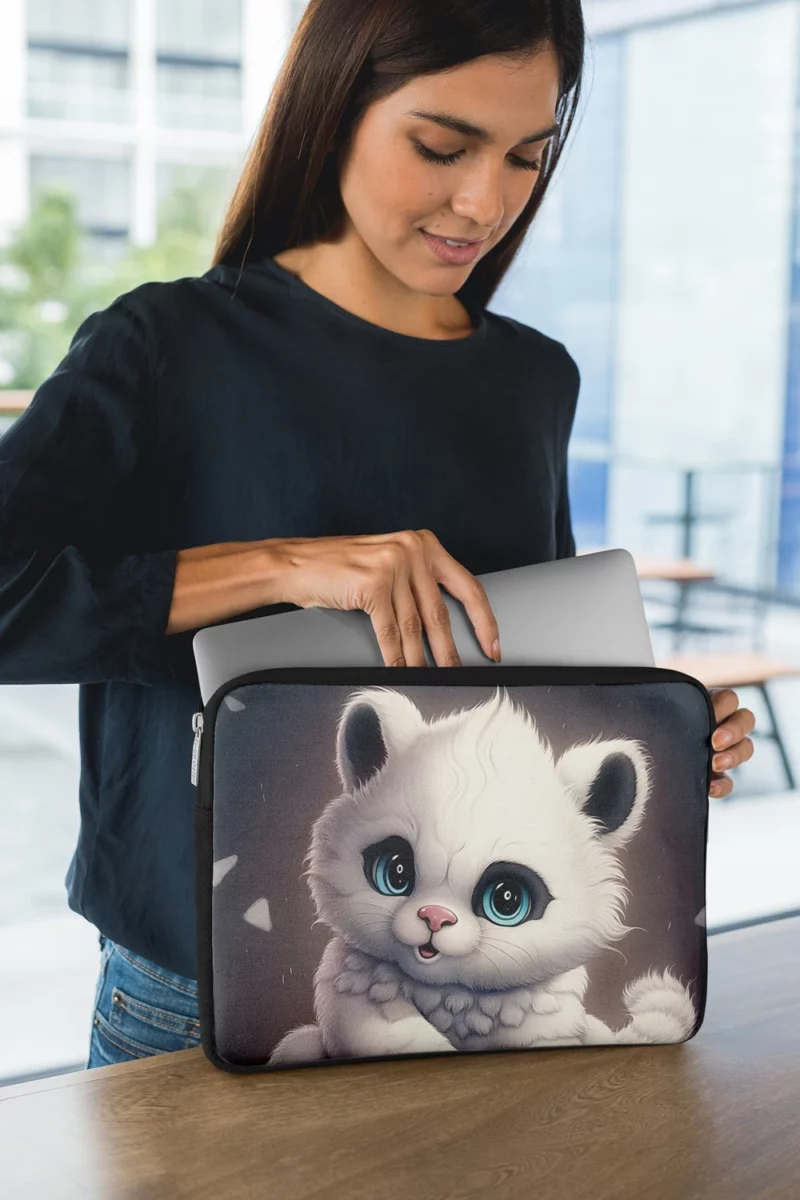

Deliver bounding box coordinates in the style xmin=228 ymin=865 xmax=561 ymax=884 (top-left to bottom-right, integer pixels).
xmin=336 ymin=47 xmax=561 ymax=295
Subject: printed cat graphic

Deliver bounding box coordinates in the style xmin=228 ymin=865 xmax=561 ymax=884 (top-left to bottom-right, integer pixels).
xmin=269 ymin=686 xmax=698 ymax=1064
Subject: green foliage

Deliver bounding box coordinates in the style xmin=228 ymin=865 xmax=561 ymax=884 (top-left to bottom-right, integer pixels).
xmin=0 ymin=171 xmax=228 ymax=391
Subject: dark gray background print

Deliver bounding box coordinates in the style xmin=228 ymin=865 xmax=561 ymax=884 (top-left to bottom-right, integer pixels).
xmin=210 ymin=681 xmax=709 ymax=1065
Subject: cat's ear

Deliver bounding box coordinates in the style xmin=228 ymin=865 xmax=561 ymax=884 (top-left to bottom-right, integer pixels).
xmin=555 ymin=738 xmax=651 ymax=850
xmin=335 ymin=687 xmax=425 ymax=792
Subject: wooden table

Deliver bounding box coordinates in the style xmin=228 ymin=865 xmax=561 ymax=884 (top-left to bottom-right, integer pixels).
xmin=629 ymin=555 xmax=717 ymax=584
xmin=2 ymin=918 xmax=799 ymax=1200
xmin=578 ymin=548 xmax=717 ymax=582
xmin=0 ymin=391 xmax=33 ymax=417
xmin=659 ymin=651 xmax=800 ymax=690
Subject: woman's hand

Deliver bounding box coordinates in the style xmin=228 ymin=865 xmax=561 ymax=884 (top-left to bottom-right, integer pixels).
xmin=166 ymin=529 xmax=499 ymax=662
xmin=274 ymin=528 xmax=501 ymax=668
xmin=709 ymin=688 xmax=756 ymax=798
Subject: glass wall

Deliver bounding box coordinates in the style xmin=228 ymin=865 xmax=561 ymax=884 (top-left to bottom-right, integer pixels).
xmin=778 ymin=6 xmax=800 ymax=591
xmin=495 ymin=1 xmax=800 ymax=590
xmin=494 ymin=33 xmax=627 ymax=551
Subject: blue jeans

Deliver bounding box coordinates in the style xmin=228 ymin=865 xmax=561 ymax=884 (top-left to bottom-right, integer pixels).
xmin=86 ymin=934 xmax=201 ymax=1068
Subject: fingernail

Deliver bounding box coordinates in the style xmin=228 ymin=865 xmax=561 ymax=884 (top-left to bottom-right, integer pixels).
xmin=709 ymin=782 xmax=721 ymax=796
xmin=492 ymin=638 xmax=501 ymax=662
xmin=714 ymin=753 xmax=733 ymax=770
xmin=714 ymin=729 xmax=733 ymax=749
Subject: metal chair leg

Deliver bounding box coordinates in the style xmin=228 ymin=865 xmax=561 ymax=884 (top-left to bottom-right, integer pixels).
xmin=673 ymin=581 xmax=688 ymax=652
xmin=759 ymin=683 xmax=796 ymax=791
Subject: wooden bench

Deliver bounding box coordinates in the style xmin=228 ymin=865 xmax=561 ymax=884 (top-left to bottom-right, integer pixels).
xmin=658 ymin=652 xmax=800 ymax=791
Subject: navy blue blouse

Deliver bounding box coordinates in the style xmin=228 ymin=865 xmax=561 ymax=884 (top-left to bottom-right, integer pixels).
xmin=0 ymin=255 xmax=580 ymax=977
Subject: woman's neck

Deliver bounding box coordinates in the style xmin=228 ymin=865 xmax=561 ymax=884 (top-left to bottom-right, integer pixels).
xmin=272 ymin=237 xmax=476 ymax=341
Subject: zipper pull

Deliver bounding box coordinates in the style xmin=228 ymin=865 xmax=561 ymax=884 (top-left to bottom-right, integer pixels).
xmin=191 ymin=712 xmax=204 ymax=787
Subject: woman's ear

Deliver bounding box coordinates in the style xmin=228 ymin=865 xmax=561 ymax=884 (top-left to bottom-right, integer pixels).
xmin=555 ymin=737 xmax=652 ymax=851
xmin=335 ymin=687 xmax=424 ymax=792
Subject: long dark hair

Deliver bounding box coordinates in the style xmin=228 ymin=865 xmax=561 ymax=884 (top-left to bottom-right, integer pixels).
xmin=213 ymin=0 xmax=585 ymax=312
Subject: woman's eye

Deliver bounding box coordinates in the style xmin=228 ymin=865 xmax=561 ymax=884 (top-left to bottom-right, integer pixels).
xmin=472 ymin=862 xmax=552 ymax=925
xmin=363 ymin=836 xmax=416 ymax=897
xmin=413 ymin=141 xmax=541 ymax=172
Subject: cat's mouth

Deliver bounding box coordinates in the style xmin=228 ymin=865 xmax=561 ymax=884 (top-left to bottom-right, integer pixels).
xmin=416 ymin=938 xmax=440 ymax=961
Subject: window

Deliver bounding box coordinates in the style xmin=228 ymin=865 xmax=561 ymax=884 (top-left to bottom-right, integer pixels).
xmin=27 ymin=0 xmax=130 ymax=46
xmin=27 ymin=49 xmax=130 ymax=124
xmin=26 ymin=0 xmax=131 ymax=124
xmin=156 ymin=0 xmax=242 ymax=131
xmin=156 ymin=61 xmax=241 ymax=131
xmin=30 ymin=155 xmax=131 ymax=240
xmin=156 ymin=0 xmax=241 ymax=60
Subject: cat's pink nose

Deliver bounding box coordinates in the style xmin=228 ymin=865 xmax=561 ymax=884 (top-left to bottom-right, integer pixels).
xmin=418 ymin=904 xmax=458 ymax=933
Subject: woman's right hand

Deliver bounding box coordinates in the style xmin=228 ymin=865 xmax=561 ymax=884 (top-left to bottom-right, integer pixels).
xmin=272 ymin=529 xmax=501 ymax=667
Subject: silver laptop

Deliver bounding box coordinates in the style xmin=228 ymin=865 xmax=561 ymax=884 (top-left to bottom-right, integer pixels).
xmin=193 ymin=549 xmax=654 ymax=705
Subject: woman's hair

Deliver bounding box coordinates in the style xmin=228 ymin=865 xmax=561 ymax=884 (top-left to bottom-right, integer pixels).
xmin=212 ymin=0 xmax=585 ymax=312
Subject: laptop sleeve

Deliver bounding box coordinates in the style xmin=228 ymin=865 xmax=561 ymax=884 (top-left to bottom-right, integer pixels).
xmin=192 ymin=664 xmax=714 ymax=1072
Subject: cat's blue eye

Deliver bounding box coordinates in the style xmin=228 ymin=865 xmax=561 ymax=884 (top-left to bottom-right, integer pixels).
xmin=481 ymin=877 xmax=532 ymax=926
xmin=472 ymin=862 xmax=552 ymax=926
xmin=363 ymin=836 xmax=416 ymax=897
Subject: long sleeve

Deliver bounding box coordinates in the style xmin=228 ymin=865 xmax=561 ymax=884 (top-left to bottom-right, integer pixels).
xmin=555 ymin=465 xmax=576 ymax=559
xmin=0 ymin=297 xmax=178 ymax=685
xmin=554 ymin=342 xmax=580 ymax=560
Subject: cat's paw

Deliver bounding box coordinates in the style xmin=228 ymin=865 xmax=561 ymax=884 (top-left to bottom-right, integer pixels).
xmin=398 ymin=1021 xmax=458 ymax=1056
xmin=618 ymin=968 xmax=697 ymax=1043
xmin=348 ymin=1017 xmax=457 ymax=1058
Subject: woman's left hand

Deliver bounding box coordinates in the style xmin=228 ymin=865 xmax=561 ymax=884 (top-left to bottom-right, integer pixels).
xmin=709 ymin=688 xmax=756 ymax=798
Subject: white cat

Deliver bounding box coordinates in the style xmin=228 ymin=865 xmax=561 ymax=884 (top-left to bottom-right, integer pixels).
xmin=269 ymin=686 xmax=698 ymax=1064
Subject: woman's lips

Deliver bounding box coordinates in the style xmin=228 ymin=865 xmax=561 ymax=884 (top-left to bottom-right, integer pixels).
xmin=420 ymin=229 xmax=484 ymax=265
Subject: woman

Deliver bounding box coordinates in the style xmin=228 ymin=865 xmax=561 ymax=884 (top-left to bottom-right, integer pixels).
xmin=0 ymin=0 xmax=754 ymax=1069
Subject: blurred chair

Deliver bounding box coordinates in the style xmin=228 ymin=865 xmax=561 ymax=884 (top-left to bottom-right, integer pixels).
xmin=658 ymin=652 xmax=798 ymax=792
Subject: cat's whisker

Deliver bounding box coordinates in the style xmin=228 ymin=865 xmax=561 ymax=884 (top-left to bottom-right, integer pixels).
xmin=351 ymin=907 xmax=391 ymax=922
xmin=481 ymin=937 xmax=528 ymax=970
xmin=349 ymin=898 xmax=392 ymax=914
xmin=474 ymin=947 xmax=504 ymax=985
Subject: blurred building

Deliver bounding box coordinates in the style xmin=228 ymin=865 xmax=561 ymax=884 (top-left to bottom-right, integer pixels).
xmin=1 ymin=0 xmax=798 ymax=592
xmin=0 ymin=0 xmax=297 ymax=257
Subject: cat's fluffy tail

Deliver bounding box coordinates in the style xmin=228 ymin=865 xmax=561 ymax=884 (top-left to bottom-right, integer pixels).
xmin=614 ymin=968 xmax=697 ymax=1044
xmin=269 ymin=1023 xmax=325 ymax=1065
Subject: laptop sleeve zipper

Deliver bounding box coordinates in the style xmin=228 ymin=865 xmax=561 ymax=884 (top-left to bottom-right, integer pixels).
xmin=191 ymin=711 xmax=204 ymax=787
